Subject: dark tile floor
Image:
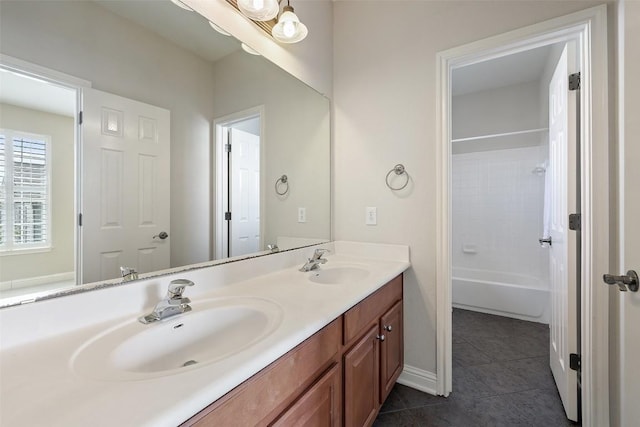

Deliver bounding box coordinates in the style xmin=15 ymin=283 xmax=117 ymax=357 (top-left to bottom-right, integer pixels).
xmin=374 ymin=309 xmax=578 ymax=426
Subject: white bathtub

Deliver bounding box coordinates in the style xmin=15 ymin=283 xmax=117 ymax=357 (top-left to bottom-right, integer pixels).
xmin=452 ymin=267 xmax=549 ymax=323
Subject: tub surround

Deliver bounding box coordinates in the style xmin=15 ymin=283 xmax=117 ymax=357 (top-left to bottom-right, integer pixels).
xmin=0 ymin=241 xmax=410 ymax=426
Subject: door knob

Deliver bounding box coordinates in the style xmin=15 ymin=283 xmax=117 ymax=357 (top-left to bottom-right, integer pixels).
xmin=603 ymin=270 xmax=638 ymax=292
xmin=539 ymin=237 xmax=552 ymax=247
xmin=384 ymin=325 xmax=393 ymax=332
xmin=376 ymin=334 xmax=385 ymax=342
xmin=153 ymin=231 xmax=169 ymax=240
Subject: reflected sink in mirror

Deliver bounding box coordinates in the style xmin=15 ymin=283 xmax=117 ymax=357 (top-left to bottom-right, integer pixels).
xmin=308 ymin=266 xmax=370 ymax=285
xmin=71 ymin=297 xmax=283 ymax=381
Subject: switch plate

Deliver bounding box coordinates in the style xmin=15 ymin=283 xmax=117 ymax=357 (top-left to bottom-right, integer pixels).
xmin=366 ymin=207 xmax=377 ymax=225
xmin=298 ymin=207 xmax=307 ymax=223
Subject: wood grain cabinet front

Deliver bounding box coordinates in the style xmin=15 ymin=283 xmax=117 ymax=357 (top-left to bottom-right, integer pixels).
xmin=343 ymin=275 xmax=404 ymax=427
xmin=183 ymin=274 xmax=404 ymax=427
xmin=272 ymin=363 xmax=342 ymax=426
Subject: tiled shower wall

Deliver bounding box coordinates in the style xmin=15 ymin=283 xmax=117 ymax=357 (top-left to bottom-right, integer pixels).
xmin=452 ymin=145 xmax=549 ymax=284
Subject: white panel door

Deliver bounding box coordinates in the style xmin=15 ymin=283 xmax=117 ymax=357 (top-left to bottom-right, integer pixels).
xmin=548 ymin=42 xmax=579 ymax=422
xmin=620 ymin=2 xmax=640 ymax=424
xmin=229 ymin=128 xmax=260 ymax=257
xmin=82 ymin=88 xmax=170 ymax=283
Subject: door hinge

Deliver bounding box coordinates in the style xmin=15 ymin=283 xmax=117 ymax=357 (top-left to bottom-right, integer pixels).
xmin=224 ymin=212 xmax=231 ymax=221
xmin=78 ymin=111 xmax=83 ymax=125
xmin=569 ymin=213 xmax=581 ymax=231
xmin=569 ymin=72 xmax=581 ymax=91
xmin=570 ymin=353 xmax=581 ymax=372
xmin=225 ymin=143 xmax=231 ymax=153
xmin=78 ymin=213 xmax=83 ymax=227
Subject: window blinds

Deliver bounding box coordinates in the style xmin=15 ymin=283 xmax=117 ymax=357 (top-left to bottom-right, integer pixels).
xmin=0 ymin=131 xmax=51 ymax=250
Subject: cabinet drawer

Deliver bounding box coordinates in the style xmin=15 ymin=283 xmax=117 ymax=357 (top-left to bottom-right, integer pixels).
xmin=184 ymin=317 xmax=342 ymax=427
xmin=272 ymin=363 xmax=341 ymax=426
xmin=343 ymin=275 xmax=402 ymax=346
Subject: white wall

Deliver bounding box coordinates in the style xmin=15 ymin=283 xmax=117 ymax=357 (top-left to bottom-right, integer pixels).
xmin=333 ymin=0 xmax=609 ymax=384
xmin=0 ymin=104 xmax=74 ymax=284
xmin=452 ymin=146 xmax=548 ymax=279
xmin=211 ymin=50 xmax=331 ymax=247
xmin=451 ymin=80 xmax=548 ymax=283
xmin=0 ymin=0 xmax=216 ymax=268
xmin=184 ymin=0 xmax=333 ymax=96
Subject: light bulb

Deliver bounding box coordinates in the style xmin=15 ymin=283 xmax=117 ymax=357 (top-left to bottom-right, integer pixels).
xmin=253 ymin=0 xmax=264 ymax=10
xmin=282 ymin=21 xmax=296 ymax=38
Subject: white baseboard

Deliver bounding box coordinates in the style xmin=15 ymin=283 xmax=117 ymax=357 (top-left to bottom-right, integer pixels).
xmin=397 ymin=364 xmax=438 ymax=395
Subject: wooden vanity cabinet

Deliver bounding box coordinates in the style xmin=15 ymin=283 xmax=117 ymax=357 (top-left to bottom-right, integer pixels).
xmin=183 ymin=274 xmax=403 ymax=427
xmin=182 ymin=318 xmax=342 ymax=427
xmin=343 ymin=275 xmax=403 ymax=427
xmin=272 ymin=363 xmax=342 ymax=426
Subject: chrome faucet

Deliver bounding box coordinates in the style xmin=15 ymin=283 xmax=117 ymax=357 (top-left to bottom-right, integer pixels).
xmin=300 ymin=248 xmax=330 ymax=272
xmin=120 ymin=266 xmax=138 ymax=282
xmin=138 ymin=279 xmax=194 ymax=324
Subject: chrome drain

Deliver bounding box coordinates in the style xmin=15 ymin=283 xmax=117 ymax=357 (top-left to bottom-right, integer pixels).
xmin=182 ymin=360 xmax=198 ymax=367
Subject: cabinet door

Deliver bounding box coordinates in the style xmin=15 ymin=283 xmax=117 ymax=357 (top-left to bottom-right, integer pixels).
xmin=344 ymin=325 xmax=380 ymax=427
xmin=272 ymin=364 xmax=341 ymax=427
xmin=380 ymin=301 xmax=403 ymax=403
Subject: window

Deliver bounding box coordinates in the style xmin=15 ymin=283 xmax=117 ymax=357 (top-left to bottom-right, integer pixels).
xmin=0 ymin=129 xmax=51 ymax=252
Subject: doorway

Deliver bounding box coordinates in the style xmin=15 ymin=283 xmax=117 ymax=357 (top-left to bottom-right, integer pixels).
xmin=214 ymin=107 xmax=263 ymax=259
xmin=0 ymin=56 xmax=83 ymax=297
xmin=450 ymin=41 xmax=579 ymax=421
xmin=435 ymin=6 xmax=610 ymax=426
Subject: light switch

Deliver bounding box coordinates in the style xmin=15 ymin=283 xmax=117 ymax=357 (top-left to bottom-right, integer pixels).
xmin=298 ymin=207 xmax=307 ymax=223
xmin=366 ymin=207 xmax=377 ymax=225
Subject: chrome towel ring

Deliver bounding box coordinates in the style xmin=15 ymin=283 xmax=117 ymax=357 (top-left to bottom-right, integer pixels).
xmin=275 ymin=174 xmax=289 ymax=195
xmin=385 ymin=164 xmax=409 ymax=190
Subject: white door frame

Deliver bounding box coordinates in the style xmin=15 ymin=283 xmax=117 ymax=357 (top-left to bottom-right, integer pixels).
xmin=0 ymin=54 xmax=90 ymax=285
xmin=213 ymin=105 xmax=265 ymax=260
xmin=435 ymin=6 xmax=609 ymax=426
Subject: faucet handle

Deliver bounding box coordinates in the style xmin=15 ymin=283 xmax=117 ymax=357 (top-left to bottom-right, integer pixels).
xmin=167 ymin=279 xmax=194 ymax=299
xmin=313 ymin=248 xmax=330 ymax=259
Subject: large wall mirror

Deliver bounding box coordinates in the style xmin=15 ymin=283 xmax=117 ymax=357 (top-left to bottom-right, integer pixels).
xmin=0 ymin=0 xmax=330 ymax=306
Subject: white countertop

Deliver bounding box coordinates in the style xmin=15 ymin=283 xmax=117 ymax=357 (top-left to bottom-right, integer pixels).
xmin=0 ymin=242 xmax=410 ymax=426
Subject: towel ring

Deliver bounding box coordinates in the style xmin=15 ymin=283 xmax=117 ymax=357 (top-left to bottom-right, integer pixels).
xmin=275 ymin=174 xmax=289 ymax=195
xmin=385 ymin=164 xmax=409 ymax=191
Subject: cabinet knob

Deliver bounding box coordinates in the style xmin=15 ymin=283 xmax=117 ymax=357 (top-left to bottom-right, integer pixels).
xmin=376 ymin=334 xmax=385 ymax=341
xmin=384 ymin=325 xmax=393 ymax=332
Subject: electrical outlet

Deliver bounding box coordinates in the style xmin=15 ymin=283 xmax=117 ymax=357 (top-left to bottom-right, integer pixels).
xmin=298 ymin=207 xmax=307 ymax=223
xmin=366 ymin=207 xmax=377 ymax=225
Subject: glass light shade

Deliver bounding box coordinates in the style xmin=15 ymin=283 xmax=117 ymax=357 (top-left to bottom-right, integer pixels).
xmin=241 ymin=43 xmax=261 ymax=56
xmin=209 ymin=21 xmax=231 ymax=36
xmin=271 ymin=8 xmax=308 ymax=43
xmin=169 ymin=0 xmax=193 ymax=11
xmin=237 ymin=0 xmax=279 ymax=22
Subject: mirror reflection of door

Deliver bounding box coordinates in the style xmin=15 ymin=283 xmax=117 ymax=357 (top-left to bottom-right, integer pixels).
xmin=216 ymin=113 xmax=261 ymax=259
xmin=82 ymin=89 xmax=171 ymax=284
xmin=0 ymin=65 xmax=78 ymax=298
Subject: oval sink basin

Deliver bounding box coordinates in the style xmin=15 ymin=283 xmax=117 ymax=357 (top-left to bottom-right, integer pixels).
xmin=308 ymin=266 xmax=369 ymax=285
xmin=71 ymin=297 xmax=283 ymax=381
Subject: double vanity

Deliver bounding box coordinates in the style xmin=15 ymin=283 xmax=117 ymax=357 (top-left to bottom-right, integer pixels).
xmin=0 ymin=241 xmax=410 ymax=426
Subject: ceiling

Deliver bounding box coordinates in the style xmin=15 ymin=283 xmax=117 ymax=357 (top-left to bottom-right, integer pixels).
xmin=0 ymin=0 xmax=243 ymax=119
xmin=0 ymin=70 xmax=76 ymax=117
xmin=452 ymin=45 xmax=553 ymax=96
xmin=95 ymin=0 xmax=241 ymax=63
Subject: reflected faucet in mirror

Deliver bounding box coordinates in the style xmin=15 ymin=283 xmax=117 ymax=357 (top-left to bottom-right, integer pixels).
xmin=120 ymin=267 xmax=138 ymax=282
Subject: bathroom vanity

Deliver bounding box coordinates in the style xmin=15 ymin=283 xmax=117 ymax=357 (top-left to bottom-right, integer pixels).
xmin=0 ymin=242 xmax=409 ymax=426
xmin=184 ymin=275 xmax=403 ymax=426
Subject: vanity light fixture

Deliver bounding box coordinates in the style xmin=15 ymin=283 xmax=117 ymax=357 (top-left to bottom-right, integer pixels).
xmin=271 ymin=0 xmax=308 ymax=44
xmin=209 ymin=21 xmax=231 ymax=36
xmin=169 ymin=0 xmax=193 ymax=12
xmin=241 ymin=43 xmax=261 ymax=56
xmin=237 ymin=0 xmax=280 ymax=22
